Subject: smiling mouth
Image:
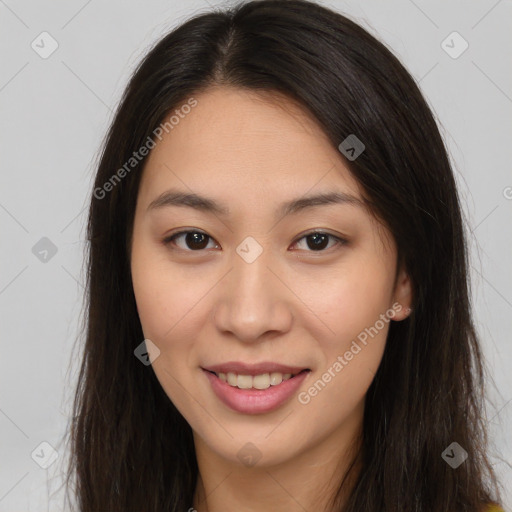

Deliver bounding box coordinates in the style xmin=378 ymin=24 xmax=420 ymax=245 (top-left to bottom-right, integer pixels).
xmin=204 ymin=368 xmax=310 ymax=390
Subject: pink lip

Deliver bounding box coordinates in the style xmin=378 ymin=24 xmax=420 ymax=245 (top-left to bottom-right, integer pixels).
xmin=202 ymin=361 xmax=309 ymax=376
xmin=202 ymin=368 xmax=311 ymax=414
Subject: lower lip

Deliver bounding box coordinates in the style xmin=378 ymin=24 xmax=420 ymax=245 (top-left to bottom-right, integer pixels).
xmin=202 ymin=369 xmax=310 ymax=414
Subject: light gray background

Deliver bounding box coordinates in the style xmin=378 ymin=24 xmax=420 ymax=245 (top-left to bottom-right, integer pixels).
xmin=1 ymin=0 xmax=511 ymax=510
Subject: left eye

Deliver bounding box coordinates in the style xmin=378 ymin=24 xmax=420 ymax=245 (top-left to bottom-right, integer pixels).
xmin=162 ymin=230 xmax=346 ymax=252
xmin=292 ymin=231 xmax=346 ymax=252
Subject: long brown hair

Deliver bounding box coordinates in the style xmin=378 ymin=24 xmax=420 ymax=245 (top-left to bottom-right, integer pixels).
xmin=62 ymin=0 xmax=502 ymax=510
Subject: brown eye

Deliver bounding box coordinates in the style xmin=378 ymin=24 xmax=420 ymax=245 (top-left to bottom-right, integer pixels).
xmin=162 ymin=229 xmax=347 ymax=254
xmin=163 ymin=231 xmax=217 ymax=251
xmin=292 ymin=231 xmax=347 ymax=252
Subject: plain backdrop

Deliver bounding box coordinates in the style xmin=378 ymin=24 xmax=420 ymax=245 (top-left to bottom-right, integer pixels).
xmin=1 ymin=0 xmax=511 ymax=510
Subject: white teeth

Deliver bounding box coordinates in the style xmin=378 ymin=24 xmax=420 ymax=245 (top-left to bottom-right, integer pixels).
xmin=253 ymin=374 xmax=270 ymax=389
xmin=217 ymin=371 xmax=295 ymax=389
xmin=237 ymin=374 xmax=253 ymax=389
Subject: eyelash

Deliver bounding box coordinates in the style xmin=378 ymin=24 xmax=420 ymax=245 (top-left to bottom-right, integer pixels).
xmin=161 ymin=229 xmax=348 ymax=254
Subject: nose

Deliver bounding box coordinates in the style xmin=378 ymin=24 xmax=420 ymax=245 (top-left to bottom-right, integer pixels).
xmin=212 ymin=246 xmax=293 ymax=343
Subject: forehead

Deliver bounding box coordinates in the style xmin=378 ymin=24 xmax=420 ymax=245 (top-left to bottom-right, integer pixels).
xmin=138 ymin=86 xmax=363 ymax=207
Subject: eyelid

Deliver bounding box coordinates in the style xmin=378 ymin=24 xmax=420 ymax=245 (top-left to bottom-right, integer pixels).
xmin=161 ymin=228 xmax=348 ymax=253
xmin=162 ymin=229 xmax=219 ymax=251
xmin=291 ymin=229 xmax=347 ymax=252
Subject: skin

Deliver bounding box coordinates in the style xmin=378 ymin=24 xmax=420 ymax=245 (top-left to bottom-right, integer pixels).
xmin=130 ymin=86 xmax=412 ymax=512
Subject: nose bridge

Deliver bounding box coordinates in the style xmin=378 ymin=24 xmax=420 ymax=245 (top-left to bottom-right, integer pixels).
xmin=213 ymin=236 xmax=292 ymax=341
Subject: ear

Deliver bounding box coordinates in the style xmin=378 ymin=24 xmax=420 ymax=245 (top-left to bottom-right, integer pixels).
xmin=391 ymin=265 xmax=413 ymax=321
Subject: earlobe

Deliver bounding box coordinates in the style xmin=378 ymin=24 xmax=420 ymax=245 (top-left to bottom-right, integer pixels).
xmin=392 ymin=266 xmax=413 ymax=321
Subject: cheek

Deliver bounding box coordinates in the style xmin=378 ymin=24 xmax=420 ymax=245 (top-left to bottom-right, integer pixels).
xmin=297 ymin=253 xmax=393 ymax=420
xmin=131 ymin=238 xmax=207 ymax=342
xmin=295 ymin=267 xmax=391 ymax=433
xmin=131 ymin=258 xmax=173 ymax=341
xmin=131 ymin=247 xmax=203 ymax=410
xmin=290 ymin=252 xmax=393 ymax=412
xmin=291 ymin=254 xmax=394 ymax=346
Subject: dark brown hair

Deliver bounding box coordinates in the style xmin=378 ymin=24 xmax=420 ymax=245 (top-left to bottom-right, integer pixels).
xmin=62 ymin=0 xmax=502 ymax=510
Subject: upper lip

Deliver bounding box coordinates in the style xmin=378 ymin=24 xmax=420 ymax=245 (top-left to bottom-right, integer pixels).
xmin=202 ymin=361 xmax=310 ymax=376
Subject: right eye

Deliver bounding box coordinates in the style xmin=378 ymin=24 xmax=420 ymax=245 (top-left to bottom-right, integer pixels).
xmin=162 ymin=230 xmax=219 ymax=252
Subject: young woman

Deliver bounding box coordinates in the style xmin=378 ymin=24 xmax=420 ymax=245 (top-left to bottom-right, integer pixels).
xmin=63 ymin=0 xmax=504 ymax=510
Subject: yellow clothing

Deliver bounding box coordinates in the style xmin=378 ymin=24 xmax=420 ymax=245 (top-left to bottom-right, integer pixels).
xmin=487 ymin=504 xmax=504 ymax=512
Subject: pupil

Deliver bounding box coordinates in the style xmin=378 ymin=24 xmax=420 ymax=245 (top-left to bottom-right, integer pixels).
xmin=307 ymin=233 xmax=328 ymax=250
xmin=186 ymin=232 xmax=208 ymax=250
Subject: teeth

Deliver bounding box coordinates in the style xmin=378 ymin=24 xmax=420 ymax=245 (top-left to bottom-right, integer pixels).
xmin=217 ymin=372 xmax=294 ymax=389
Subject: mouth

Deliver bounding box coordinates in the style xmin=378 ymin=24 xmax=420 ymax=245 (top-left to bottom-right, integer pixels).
xmin=202 ymin=367 xmax=312 ymax=414
xmin=203 ymin=368 xmax=310 ymax=390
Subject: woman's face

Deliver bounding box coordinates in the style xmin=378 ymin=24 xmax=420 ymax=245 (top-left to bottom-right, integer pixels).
xmin=130 ymin=86 xmax=412 ymax=468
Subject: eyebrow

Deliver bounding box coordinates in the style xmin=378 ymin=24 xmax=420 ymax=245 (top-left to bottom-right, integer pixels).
xmin=146 ymin=188 xmax=365 ymax=218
